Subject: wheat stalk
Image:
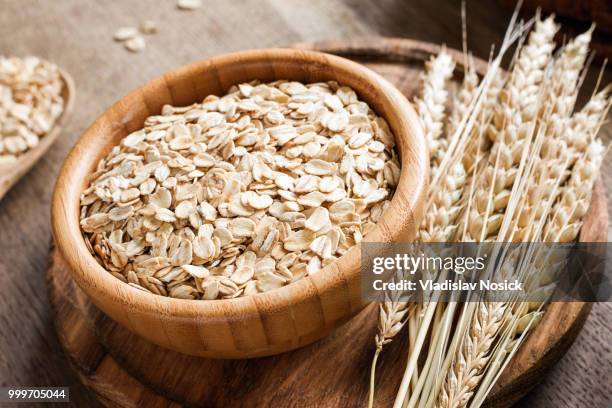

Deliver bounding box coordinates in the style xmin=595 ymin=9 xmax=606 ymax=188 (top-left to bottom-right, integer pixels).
xmin=464 ymin=15 xmax=559 ymax=241
xmin=371 ymin=9 xmax=609 ymax=408
xmin=369 ymin=50 xmax=456 ymax=408
xmin=468 ymin=125 xmax=608 ymax=408
xmin=436 ymin=302 xmax=507 ymax=408
xmin=433 ymin=16 xmax=560 ymax=408
xmin=389 ymin=14 xmax=530 ymax=408
xmin=370 ymin=49 xmax=457 ymax=358
xmin=419 ymin=60 xmax=481 ymax=243
xmin=368 ymin=301 xmax=412 ymax=408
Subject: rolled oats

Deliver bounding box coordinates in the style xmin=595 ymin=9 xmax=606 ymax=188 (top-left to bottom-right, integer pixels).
xmin=80 ymin=80 xmax=399 ymax=299
xmin=114 ymin=27 xmax=139 ymax=41
xmin=0 ymin=56 xmax=64 ymax=162
xmin=177 ymin=0 xmax=202 ymax=10
xmin=125 ymin=36 xmax=146 ymax=53
xmin=139 ymin=20 xmax=159 ymax=35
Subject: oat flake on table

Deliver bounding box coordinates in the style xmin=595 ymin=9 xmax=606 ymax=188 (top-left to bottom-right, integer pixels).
xmin=0 ymin=56 xmax=64 ymax=164
xmin=80 ymin=80 xmax=401 ymax=300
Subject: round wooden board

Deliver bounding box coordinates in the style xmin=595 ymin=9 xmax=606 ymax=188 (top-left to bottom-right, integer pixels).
xmin=48 ymin=38 xmax=609 ymax=408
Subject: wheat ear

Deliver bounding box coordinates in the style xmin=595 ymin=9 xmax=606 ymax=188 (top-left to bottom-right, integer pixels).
xmin=545 ymin=137 xmax=607 ymax=242
xmin=512 ymin=59 xmax=601 ymax=243
xmin=375 ymin=301 xmax=412 ymax=350
xmin=372 ymin=49 xmax=456 ymax=352
xmin=448 ymin=59 xmax=480 ymax=137
xmin=543 ymin=88 xmax=610 ymax=243
xmin=548 ymin=27 xmax=593 ymax=117
xmin=465 ymin=15 xmax=559 ymax=241
xmin=561 ymin=86 xmax=611 ymax=155
xmin=419 ymin=162 xmax=468 ymax=242
xmin=436 ymin=302 xmax=507 ymax=408
xmin=436 ymin=17 xmax=559 ymax=408
xmin=460 ymin=70 xmax=505 ymax=173
xmin=416 ymin=49 xmax=456 ymax=173
xmin=469 ymin=105 xmax=608 ymax=408
xmin=418 ymin=59 xmax=481 ymax=242
xmin=539 ymin=27 xmax=592 ymax=163
xmin=368 ymin=301 xmax=412 ymax=408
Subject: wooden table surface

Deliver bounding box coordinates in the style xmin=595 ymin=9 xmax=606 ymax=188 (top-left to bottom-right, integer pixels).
xmin=0 ymin=1 xmax=610 ymax=407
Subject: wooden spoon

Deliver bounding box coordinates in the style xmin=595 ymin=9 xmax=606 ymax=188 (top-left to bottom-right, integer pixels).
xmin=0 ymin=70 xmax=75 ymax=200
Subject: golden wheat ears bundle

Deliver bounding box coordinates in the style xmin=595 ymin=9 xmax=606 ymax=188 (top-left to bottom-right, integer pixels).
xmin=367 ymin=7 xmax=526 ymax=405
xmin=367 ymin=10 xmax=611 ymax=408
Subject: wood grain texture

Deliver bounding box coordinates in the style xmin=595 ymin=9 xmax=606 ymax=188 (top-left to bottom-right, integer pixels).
xmin=47 ymin=37 xmax=608 ymax=408
xmin=0 ymin=1 xmax=610 ymax=407
xmin=0 ymin=70 xmax=74 ymax=200
xmin=50 ymin=48 xmax=429 ymax=358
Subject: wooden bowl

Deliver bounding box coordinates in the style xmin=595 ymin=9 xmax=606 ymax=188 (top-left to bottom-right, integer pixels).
xmin=50 ymin=48 xmax=428 ymax=358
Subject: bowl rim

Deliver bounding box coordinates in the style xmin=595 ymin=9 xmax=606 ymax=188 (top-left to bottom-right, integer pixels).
xmin=51 ymin=48 xmax=428 ymax=320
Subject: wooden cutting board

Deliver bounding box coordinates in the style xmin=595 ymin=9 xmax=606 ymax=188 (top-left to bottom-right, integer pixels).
xmin=47 ymin=38 xmax=608 ymax=408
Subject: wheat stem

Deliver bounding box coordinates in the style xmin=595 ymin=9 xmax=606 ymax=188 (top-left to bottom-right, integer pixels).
xmin=434 ymin=16 xmax=560 ymax=408
xmin=373 ymin=48 xmax=457 ymax=363
xmin=391 ymin=18 xmax=528 ymax=408
xmin=393 ymin=301 xmax=438 ymax=408
xmin=368 ymin=347 xmax=382 ymax=408
xmin=372 ymin=9 xmax=610 ymax=408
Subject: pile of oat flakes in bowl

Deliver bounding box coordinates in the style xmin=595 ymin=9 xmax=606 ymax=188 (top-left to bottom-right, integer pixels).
xmin=79 ymin=80 xmax=401 ymax=300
